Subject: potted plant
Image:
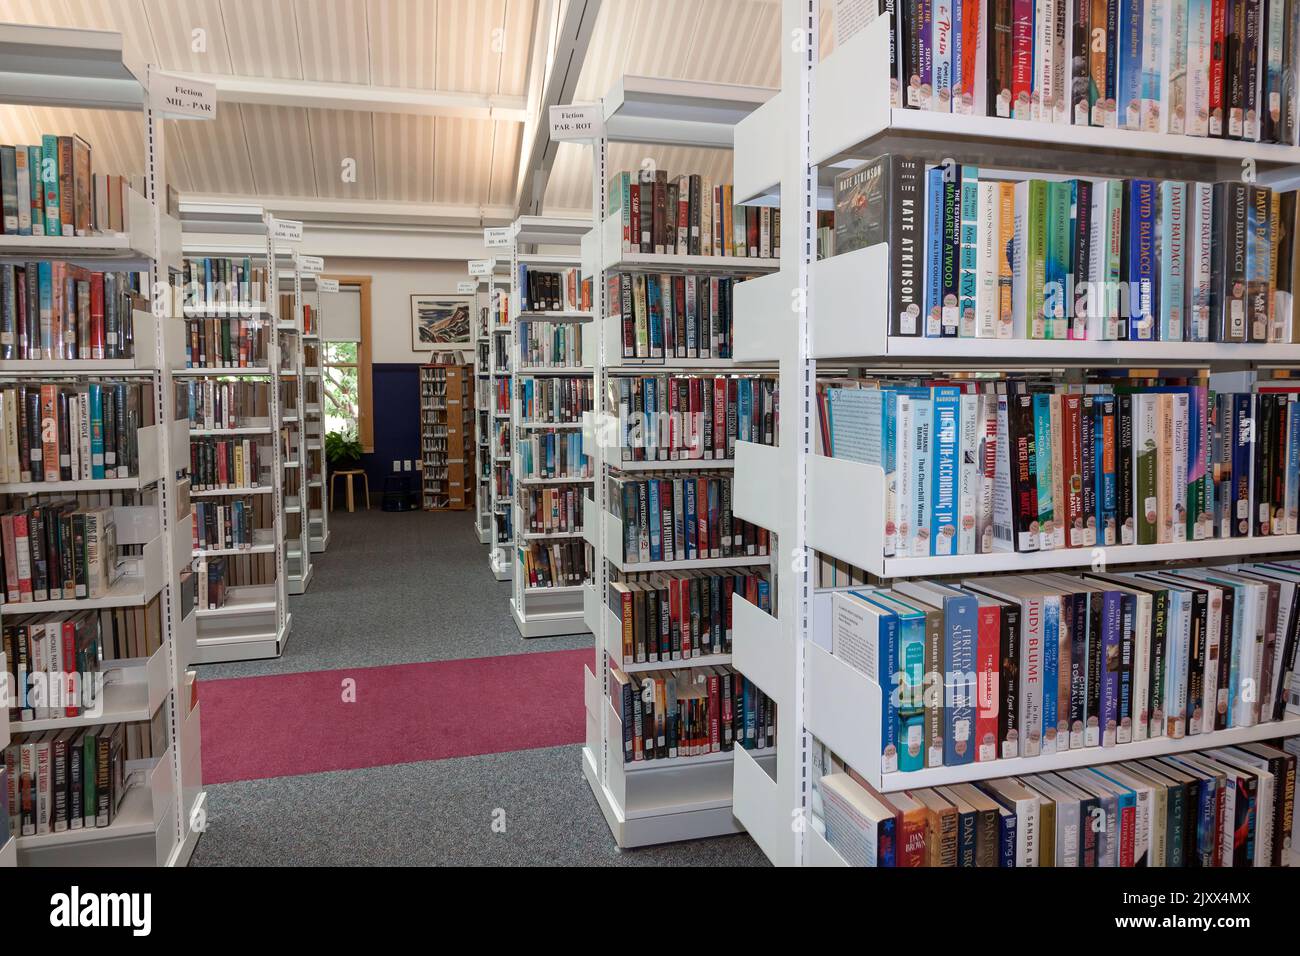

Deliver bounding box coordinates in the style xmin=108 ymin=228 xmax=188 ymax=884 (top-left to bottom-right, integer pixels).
xmin=325 ymin=430 xmax=363 ymax=471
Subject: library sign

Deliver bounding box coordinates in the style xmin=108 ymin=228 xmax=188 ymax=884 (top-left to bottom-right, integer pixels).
xmin=150 ymin=72 xmax=216 ymax=121
xmin=549 ymin=104 xmax=603 ymax=142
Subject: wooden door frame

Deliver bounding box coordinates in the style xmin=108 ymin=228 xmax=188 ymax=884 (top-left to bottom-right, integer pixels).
xmin=322 ymin=275 xmax=375 ymax=453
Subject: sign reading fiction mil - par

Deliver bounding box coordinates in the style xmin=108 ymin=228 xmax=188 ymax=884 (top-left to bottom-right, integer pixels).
xmin=150 ymin=72 xmax=217 ymax=120
xmin=549 ymin=104 xmax=603 ymax=142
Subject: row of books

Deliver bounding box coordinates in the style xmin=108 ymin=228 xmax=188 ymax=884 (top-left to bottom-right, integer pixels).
xmin=611 ymin=665 xmax=776 ymax=763
xmin=181 ymin=258 xmax=270 ymax=313
xmin=612 ymin=374 xmax=777 ymax=463
xmin=834 ymin=565 xmax=1300 ymax=776
xmin=0 ymin=503 xmax=119 ymax=605
xmin=820 ymin=377 xmax=1300 ymax=558
xmin=612 ymin=473 xmax=772 ymax=565
xmin=519 ymin=320 xmax=585 ymax=368
xmin=612 ymin=273 xmax=747 ymax=361
xmin=608 ymin=570 xmax=773 ymax=666
xmin=189 ymin=438 xmax=264 ymax=492
xmin=196 ymin=556 xmax=230 ymax=610
xmin=519 ymin=539 xmax=590 ymax=589
xmin=518 ymin=430 xmax=590 ymax=480
xmin=193 ymin=498 xmax=265 ymax=552
xmin=184 ymin=317 xmax=268 ymax=369
xmin=521 ymin=485 xmax=586 ymax=536
xmin=0 ymin=382 xmax=152 ymax=485
xmin=836 ymin=154 xmax=1299 ymax=341
xmin=876 ymin=0 xmax=1300 ymax=145
xmin=608 ymin=171 xmax=781 ymax=259
xmin=182 ymin=379 xmax=271 ymax=432
xmin=0 ymin=137 xmax=135 ymax=237
xmin=0 ymin=264 xmax=142 ymax=362
xmin=517 ymin=376 xmax=593 ymax=425
xmin=819 ymin=739 xmax=1297 ymax=867
xmin=4 ymin=600 xmax=162 ymax=722
xmin=4 ymin=725 xmax=131 ymax=838
xmin=518 ymin=265 xmax=592 ymax=313
xmin=493 ymin=378 xmax=510 ymax=414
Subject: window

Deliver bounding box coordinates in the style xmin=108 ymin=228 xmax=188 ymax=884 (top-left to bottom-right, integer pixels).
xmin=324 ymin=341 xmax=359 ymax=437
xmin=320 ymin=277 xmax=373 ymax=452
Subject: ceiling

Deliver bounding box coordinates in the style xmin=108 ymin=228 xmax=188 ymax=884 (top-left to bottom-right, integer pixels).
xmin=0 ymin=0 xmax=833 ymax=232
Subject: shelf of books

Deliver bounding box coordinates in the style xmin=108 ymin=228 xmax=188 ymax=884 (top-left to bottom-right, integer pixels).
xmin=0 ymin=22 xmax=211 ymax=865
xmin=721 ymin=0 xmax=1300 ymax=868
xmin=302 ymin=279 xmax=328 ymax=553
xmin=420 ymin=362 xmax=474 ymax=510
xmin=178 ymin=206 xmax=291 ymax=666
xmin=471 ymin=265 xmax=495 ymax=545
xmin=567 ymin=75 xmax=787 ymax=848
xmin=508 ymin=217 xmax=596 ymax=637
xmin=278 ymin=257 xmax=314 ymax=596
xmin=484 ymin=256 xmax=514 ymax=582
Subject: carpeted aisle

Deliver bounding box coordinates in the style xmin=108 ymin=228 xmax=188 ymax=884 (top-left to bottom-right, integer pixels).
xmin=190 ymin=507 xmax=769 ymax=867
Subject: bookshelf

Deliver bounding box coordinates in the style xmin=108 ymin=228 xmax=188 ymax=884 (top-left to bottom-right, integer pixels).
xmin=278 ymin=257 xmax=314 ymax=595
xmin=572 ymin=77 xmax=782 ymax=848
xmin=0 ymin=22 xmax=206 ymax=865
xmin=484 ymin=257 xmax=514 ymax=582
xmin=471 ymin=266 xmax=494 ymax=544
xmin=420 ymin=362 xmax=475 ymax=510
xmin=303 ymin=285 xmax=329 ymax=554
xmin=508 ymin=217 xmax=595 ymax=637
xmin=178 ymin=206 xmax=292 ymax=666
xmin=725 ymin=2 xmax=1300 ymax=867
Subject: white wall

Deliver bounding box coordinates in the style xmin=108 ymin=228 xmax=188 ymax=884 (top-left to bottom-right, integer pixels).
xmin=323 ymin=257 xmax=480 ymax=365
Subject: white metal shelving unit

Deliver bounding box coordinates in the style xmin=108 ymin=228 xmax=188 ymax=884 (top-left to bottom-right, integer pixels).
xmin=178 ymin=204 xmax=292 ymax=665
xmin=574 ymin=75 xmax=785 ymax=848
xmin=484 ymin=256 xmax=515 ymax=581
xmin=0 ymin=22 xmax=207 ymax=865
xmin=471 ymin=265 xmax=494 ymax=545
xmin=508 ymin=217 xmax=595 ymax=637
xmin=728 ymin=2 xmax=1300 ymax=867
xmin=278 ymin=256 xmax=315 ymax=595
xmin=303 ymin=280 xmax=329 ymax=553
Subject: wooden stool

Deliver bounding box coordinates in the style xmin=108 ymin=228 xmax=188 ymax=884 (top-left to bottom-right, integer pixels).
xmin=331 ymin=469 xmax=370 ymax=512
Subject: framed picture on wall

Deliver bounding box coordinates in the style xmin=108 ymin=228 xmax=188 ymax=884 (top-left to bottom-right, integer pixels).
xmin=411 ymin=294 xmax=473 ymax=351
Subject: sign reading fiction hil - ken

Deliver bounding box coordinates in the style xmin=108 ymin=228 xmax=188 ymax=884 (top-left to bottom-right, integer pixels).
xmin=150 ymin=73 xmax=217 ymax=120
xmin=484 ymin=227 xmax=512 ymax=247
xmin=549 ymin=104 xmax=603 ymax=142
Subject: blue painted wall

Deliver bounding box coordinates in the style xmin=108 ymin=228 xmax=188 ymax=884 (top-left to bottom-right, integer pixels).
xmin=360 ymin=362 xmax=422 ymax=498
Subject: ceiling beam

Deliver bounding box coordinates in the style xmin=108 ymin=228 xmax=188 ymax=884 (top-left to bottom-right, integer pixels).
xmin=181 ymin=192 xmax=516 ymax=229
xmin=515 ymin=0 xmax=603 ymax=217
xmin=170 ymin=72 xmax=528 ymax=122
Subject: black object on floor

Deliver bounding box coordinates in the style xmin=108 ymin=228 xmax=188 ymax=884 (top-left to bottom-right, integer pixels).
xmin=383 ymin=473 xmax=417 ymax=511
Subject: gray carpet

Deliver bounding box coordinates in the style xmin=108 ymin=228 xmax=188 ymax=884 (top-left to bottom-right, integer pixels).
xmin=190 ymin=744 xmax=770 ymax=867
xmin=198 ymin=508 xmax=592 ymax=680
xmin=190 ymin=507 xmax=770 ymax=866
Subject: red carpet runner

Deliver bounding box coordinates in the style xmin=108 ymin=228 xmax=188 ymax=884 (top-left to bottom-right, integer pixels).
xmin=199 ymin=649 xmax=591 ymax=783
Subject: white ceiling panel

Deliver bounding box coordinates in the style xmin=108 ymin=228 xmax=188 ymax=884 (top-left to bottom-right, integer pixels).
xmin=309 ymin=108 xmax=377 ymax=200
xmin=438 ymin=0 xmax=507 ymax=95
xmin=366 ymin=0 xmax=439 ymax=90
xmin=372 ymin=112 xmax=437 ymax=202
xmin=240 ymin=104 xmax=316 ymax=196
xmin=295 ymin=0 xmax=372 ymax=84
xmin=488 ymin=120 xmax=523 ymax=206
xmin=141 ymin=0 xmax=237 ymax=73
xmin=218 ymin=0 xmax=304 ymax=79
xmin=433 ymin=115 xmax=494 ymax=205
xmin=497 ymin=0 xmax=537 ymax=96
xmin=169 ymin=103 xmax=258 ymax=196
